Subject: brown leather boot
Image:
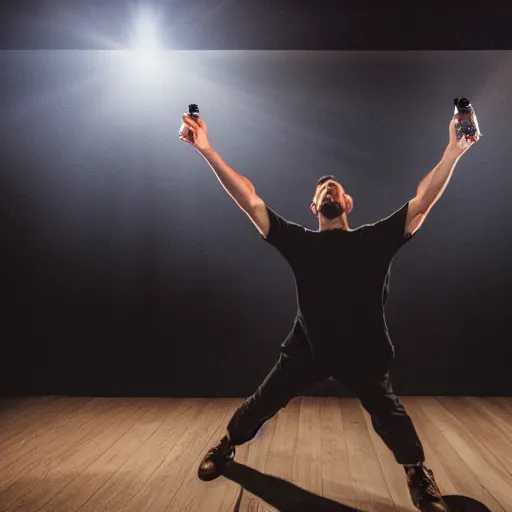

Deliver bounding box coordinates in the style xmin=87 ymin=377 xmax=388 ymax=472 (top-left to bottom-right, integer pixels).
xmin=405 ymin=464 xmax=450 ymax=511
xmin=197 ymin=436 xmax=236 ymax=481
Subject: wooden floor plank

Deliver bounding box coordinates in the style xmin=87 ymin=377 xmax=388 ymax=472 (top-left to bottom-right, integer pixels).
xmin=481 ymin=488 xmax=507 ymax=512
xmin=437 ymin=397 xmax=512 ymax=479
xmin=70 ymin=399 xmax=183 ymax=512
xmin=404 ymin=396 xmax=505 ymax=512
xmin=0 ymin=397 xmax=95 ymax=462
xmin=0 ymin=398 xmax=63 ymax=454
xmin=257 ymin=397 xmax=302 ymax=512
xmin=263 ymin=397 xmax=301 ymax=484
xmin=39 ymin=399 xmax=198 ymax=512
xmin=9 ymin=399 xmax=149 ymax=512
xmin=0 ymin=397 xmax=57 ymax=430
xmin=469 ymin=397 xmax=512 ymax=445
xmin=342 ymin=398 xmax=394 ymax=512
xmin=0 ymin=396 xmax=509 ymax=512
xmin=231 ymin=401 xmax=277 ymax=512
xmin=293 ymin=396 xmax=323 ymax=495
xmin=165 ymin=399 xmax=243 ymax=512
xmin=121 ymin=399 xmax=233 ymax=512
xmin=493 ymin=397 xmax=512 ymax=415
xmin=319 ymin=397 xmax=355 ymax=508
xmin=422 ymin=397 xmax=512 ymax=510
xmin=0 ymin=398 xmax=114 ymax=490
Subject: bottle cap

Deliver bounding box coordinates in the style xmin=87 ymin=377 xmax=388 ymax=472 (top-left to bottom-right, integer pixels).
xmin=454 ymin=97 xmax=470 ymax=108
xmin=188 ymin=104 xmax=199 ymax=115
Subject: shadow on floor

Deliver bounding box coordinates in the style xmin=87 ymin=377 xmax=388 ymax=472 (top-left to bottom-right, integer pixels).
xmin=224 ymin=461 xmax=410 ymax=512
xmin=224 ymin=462 xmax=492 ymax=512
xmin=443 ymin=496 xmax=492 ymax=512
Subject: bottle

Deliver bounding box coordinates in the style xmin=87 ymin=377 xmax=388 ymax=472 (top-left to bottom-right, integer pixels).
xmin=453 ymin=98 xmax=481 ymax=143
xmin=179 ymin=104 xmax=200 ymax=142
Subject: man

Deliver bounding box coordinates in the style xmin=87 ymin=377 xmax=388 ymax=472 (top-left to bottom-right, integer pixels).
xmin=179 ymin=111 xmax=479 ymax=511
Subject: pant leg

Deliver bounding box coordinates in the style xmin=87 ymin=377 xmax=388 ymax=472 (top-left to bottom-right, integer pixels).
xmin=226 ymin=350 xmax=327 ymax=446
xmin=332 ymin=364 xmax=425 ymax=465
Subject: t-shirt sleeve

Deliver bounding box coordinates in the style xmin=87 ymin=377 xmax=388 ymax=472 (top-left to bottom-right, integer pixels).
xmin=370 ymin=201 xmax=415 ymax=256
xmin=261 ymin=205 xmax=306 ymax=261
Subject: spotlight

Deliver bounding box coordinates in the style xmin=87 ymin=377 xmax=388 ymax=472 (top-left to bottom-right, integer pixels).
xmin=129 ymin=7 xmax=163 ymax=78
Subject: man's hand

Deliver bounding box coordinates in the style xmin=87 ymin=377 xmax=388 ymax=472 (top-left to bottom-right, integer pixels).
xmin=447 ymin=117 xmax=481 ymax=156
xmin=177 ymin=112 xmax=264 ymax=230
xmin=407 ymin=117 xmax=481 ymax=234
xmin=179 ymin=114 xmax=212 ymax=154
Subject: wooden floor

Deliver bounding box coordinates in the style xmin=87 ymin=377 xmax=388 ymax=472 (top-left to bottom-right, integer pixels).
xmin=0 ymin=396 xmax=511 ymax=512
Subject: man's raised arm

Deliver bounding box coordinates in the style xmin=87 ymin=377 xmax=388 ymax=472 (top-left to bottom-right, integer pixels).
xmin=405 ymin=118 xmax=480 ymax=236
xmin=179 ymin=113 xmax=270 ymax=237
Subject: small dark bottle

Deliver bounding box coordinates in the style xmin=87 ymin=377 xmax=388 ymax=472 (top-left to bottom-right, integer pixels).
xmin=453 ymin=97 xmax=481 ymax=143
xmin=179 ymin=103 xmax=200 ymax=142
xmin=187 ymin=104 xmax=199 ymax=141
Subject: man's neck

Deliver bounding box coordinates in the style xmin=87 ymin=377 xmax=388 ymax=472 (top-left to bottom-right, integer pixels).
xmin=318 ymin=214 xmax=350 ymax=232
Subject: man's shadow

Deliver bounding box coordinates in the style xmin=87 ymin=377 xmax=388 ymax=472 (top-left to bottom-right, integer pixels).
xmin=224 ymin=461 xmax=492 ymax=512
xmin=224 ymin=461 xmax=403 ymax=512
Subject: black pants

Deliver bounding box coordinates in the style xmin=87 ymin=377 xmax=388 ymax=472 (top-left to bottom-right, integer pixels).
xmin=226 ymin=349 xmax=425 ymax=466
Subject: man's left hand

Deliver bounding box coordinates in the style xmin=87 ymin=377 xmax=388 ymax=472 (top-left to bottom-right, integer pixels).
xmin=447 ymin=118 xmax=481 ymax=155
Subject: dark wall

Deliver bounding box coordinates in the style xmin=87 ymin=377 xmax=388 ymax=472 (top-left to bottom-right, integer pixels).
xmin=2 ymin=51 xmax=511 ymax=397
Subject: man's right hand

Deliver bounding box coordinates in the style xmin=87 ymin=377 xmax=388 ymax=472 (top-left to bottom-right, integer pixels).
xmin=178 ymin=112 xmax=269 ymax=236
xmin=179 ymin=114 xmax=212 ymax=154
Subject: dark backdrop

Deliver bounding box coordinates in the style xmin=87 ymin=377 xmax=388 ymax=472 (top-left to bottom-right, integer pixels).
xmin=2 ymin=50 xmax=511 ymax=397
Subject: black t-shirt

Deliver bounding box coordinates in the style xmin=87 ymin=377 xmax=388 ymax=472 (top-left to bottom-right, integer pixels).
xmin=262 ymin=202 xmax=415 ymax=366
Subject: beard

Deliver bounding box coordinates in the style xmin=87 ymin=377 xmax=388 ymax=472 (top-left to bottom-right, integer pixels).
xmin=319 ymin=200 xmax=344 ymax=219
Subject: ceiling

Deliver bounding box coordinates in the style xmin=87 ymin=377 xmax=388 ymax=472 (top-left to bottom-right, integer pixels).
xmin=0 ymin=0 xmax=510 ymax=50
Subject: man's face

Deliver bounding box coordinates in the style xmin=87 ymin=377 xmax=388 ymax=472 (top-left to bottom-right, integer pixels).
xmin=312 ymin=180 xmax=349 ymax=219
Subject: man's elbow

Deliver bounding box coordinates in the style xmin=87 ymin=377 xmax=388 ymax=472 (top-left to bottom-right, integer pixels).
xmin=410 ymin=195 xmax=430 ymax=216
xmin=245 ymin=196 xmax=270 ymax=237
xmin=406 ymin=214 xmax=426 ymax=237
xmin=247 ymin=194 xmax=265 ymax=210
xmin=406 ymin=196 xmax=430 ymax=236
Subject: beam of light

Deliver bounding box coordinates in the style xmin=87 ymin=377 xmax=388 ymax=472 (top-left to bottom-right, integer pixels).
xmin=127 ymin=6 xmax=164 ymax=82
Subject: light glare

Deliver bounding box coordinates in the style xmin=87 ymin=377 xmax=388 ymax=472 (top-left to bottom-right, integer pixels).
xmin=128 ymin=7 xmax=164 ymax=81
xmin=132 ymin=13 xmax=160 ymax=53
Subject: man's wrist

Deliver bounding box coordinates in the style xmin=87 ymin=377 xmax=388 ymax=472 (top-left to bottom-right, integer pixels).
xmin=199 ymin=145 xmax=215 ymax=158
xmin=443 ymin=144 xmax=464 ymax=161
